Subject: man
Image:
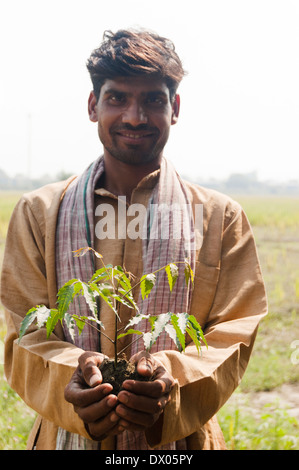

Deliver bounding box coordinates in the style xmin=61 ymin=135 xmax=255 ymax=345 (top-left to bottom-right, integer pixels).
xmin=1 ymin=29 xmax=267 ymax=450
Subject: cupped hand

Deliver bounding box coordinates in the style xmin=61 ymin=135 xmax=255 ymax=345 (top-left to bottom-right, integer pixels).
xmin=114 ymin=351 xmax=175 ymax=434
xmin=64 ymin=351 xmax=120 ymax=441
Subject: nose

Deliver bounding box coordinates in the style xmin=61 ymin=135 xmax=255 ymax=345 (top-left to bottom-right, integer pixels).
xmin=122 ymin=101 xmax=148 ymax=127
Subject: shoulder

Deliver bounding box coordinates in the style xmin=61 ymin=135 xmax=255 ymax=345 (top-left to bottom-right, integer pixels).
xmin=11 ymin=176 xmax=77 ymax=230
xmin=21 ymin=176 xmax=77 ymax=209
xmin=183 ymin=179 xmax=242 ymax=227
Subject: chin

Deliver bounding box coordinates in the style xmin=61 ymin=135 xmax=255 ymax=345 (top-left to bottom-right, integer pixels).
xmin=108 ymin=149 xmax=160 ymax=166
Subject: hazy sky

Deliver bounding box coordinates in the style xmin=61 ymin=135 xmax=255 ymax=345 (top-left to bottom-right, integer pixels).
xmin=0 ymin=0 xmax=298 ymax=182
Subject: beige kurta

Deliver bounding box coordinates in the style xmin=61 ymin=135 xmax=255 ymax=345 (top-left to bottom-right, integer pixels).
xmin=0 ymin=169 xmax=267 ymax=450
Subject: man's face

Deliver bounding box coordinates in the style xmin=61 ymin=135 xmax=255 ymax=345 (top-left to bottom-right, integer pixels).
xmin=88 ymin=76 xmax=180 ymax=165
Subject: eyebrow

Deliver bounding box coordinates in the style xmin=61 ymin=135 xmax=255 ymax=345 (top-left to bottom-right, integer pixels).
xmin=103 ymin=88 xmax=168 ymax=98
xmin=103 ymin=88 xmax=126 ymax=96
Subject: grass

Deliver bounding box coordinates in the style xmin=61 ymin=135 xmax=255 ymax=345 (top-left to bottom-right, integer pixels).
xmin=216 ymin=194 xmax=299 ymax=449
xmin=218 ymin=394 xmax=299 ymax=450
xmin=0 ymin=191 xmax=22 ymax=241
xmin=0 ymin=191 xmax=37 ymax=449
xmin=1 ymin=191 xmax=299 ymax=449
xmin=234 ymin=195 xmax=299 ymax=229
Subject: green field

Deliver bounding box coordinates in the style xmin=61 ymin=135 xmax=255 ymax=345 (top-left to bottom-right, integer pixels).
xmin=0 ymin=191 xmax=299 ymax=449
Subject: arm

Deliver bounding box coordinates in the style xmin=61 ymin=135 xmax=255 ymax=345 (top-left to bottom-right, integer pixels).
xmin=2 ymin=191 xmax=175 ymax=444
xmin=145 ymin=203 xmax=268 ymax=447
xmin=1 ymin=190 xmax=91 ymax=439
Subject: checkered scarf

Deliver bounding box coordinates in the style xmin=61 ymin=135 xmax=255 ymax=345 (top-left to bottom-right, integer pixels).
xmin=55 ymin=155 xmax=195 ymax=450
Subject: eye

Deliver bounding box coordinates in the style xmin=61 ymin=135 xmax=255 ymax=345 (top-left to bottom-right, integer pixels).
xmin=108 ymin=92 xmax=126 ymax=104
xmin=146 ymin=93 xmax=167 ymax=107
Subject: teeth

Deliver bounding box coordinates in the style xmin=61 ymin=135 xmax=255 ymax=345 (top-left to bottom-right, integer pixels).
xmin=123 ymin=133 xmax=146 ymax=139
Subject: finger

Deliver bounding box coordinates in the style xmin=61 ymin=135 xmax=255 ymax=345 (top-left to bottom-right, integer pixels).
xmin=65 ymin=377 xmax=113 ymax=407
xmin=117 ymin=390 xmax=170 ymax=414
xmin=115 ymin=400 xmax=165 ymax=428
xmin=78 ymin=351 xmax=107 ymax=387
xmin=135 ymin=353 xmax=155 ymax=377
xmin=86 ymin=410 xmax=121 ymax=441
xmin=116 ymin=419 xmax=146 ymax=434
xmin=74 ymin=394 xmax=118 ymax=423
xmin=122 ymin=376 xmax=172 ymax=398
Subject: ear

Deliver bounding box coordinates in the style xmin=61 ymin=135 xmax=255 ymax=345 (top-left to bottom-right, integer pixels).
xmin=171 ymin=94 xmax=180 ymax=125
xmin=88 ymin=91 xmax=98 ymax=122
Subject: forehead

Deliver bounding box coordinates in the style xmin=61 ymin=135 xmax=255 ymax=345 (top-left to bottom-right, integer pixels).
xmin=100 ymin=76 xmax=170 ymax=97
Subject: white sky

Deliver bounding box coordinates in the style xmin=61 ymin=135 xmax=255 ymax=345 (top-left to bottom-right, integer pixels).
xmin=0 ymin=0 xmax=298 ymax=183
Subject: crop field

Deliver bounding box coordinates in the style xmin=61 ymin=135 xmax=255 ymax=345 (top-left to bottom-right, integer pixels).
xmin=0 ymin=191 xmax=299 ymax=449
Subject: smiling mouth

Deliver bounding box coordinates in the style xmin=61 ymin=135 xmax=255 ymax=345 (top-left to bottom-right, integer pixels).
xmin=118 ymin=132 xmax=153 ymax=140
xmin=113 ymin=125 xmax=158 ymax=142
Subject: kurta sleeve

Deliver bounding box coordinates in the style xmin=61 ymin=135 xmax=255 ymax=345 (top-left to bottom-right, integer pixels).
xmin=147 ymin=201 xmax=268 ymax=447
xmin=1 ymin=189 xmax=91 ymax=440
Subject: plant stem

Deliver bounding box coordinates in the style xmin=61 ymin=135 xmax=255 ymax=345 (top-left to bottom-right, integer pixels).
xmin=120 ymin=260 xmax=186 ymax=299
xmin=114 ymin=302 xmax=119 ymax=366
xmin=117 ymin=334 xmax=141 ymax=357
xmin=72 ymin=315 xmax=115 ymax=345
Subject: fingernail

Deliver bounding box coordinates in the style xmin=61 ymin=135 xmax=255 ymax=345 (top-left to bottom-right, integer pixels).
xmin=122 ymin=380 xmax=133 ymax=390
xmin=110 ymin=413 xmax=119 ymax=423
xmin=107 ymin=396 xmax=117 ymax=407
xmin=119 ymin=392 xmax=129 ymax=404
xmin=89 ymin=374 xmax=101 ymax=387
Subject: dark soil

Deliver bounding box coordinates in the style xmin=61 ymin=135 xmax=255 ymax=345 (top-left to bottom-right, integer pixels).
xmin=99 ymin=357 xmax=151 ymax=395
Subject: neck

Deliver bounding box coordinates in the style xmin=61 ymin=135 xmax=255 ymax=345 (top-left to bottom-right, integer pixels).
xmin=101 ymin=153 xmax=162 ymax=200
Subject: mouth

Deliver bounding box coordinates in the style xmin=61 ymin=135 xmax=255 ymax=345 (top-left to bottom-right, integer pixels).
xmin=118 ymin=132 xmax=152 ymax=140
xmin=112 ymin=126 xmax=158 ymax=145
xmin=116 ymin=130 xmax=155 ymax=142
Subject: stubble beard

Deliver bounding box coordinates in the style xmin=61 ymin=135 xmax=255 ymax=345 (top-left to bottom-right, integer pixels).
xmin=99 ymin=124 xmax=169 ymax=166
xmin=104 ymin=143 xmax=161 ymax=166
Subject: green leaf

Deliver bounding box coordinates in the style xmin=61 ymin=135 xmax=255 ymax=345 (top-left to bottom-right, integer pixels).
xmin=184 ymin=259 xmax=194 ymax=286
xmin=111 ymin=292 xmax=135 ymax=310
xmin=117 ymin=288 xmax=140 ymax=313
xmin=85 ymin=315 xmax=105 ymax=330
xmin=90 ymin=267 xmax=110 ymax=283
xmin=125 ymin=314 xmax=150 ymax=329
xmin=186 ymin=326 xmax=202 ymax=354
xmin=35 ymin=305 xmax=52 ymax=328
xmin=72 ymin=315 xmax=86 ymax=335
xmin=46 ymin=309 xmax=60 ymax=338
xmin=150 ymin=312 xmax=172 ymax=346
xmin=142 ymin=332 xmax=153 ymax=351
xmin=115 ymin=269 xmax=132 ymax=291
xmin=18 ymin=307 xmax=39 ymax=342
xmin=164 ymin=322 xmax=179 ymax=347
xmin=148 ymin=315 xmax=157 ymax=331
xmin=117 ymin=329 xmax=143 ymax=340
xmin=114 ymin=269 xmax=140 ymax=312
xmin=81 ymin=282 xmax=98 ymax=317
xmin=176 ymin=312 xmax=189 ymax=333
xmin=140 ymin=273 xmax=156 ymax=300
xmin=57 ymin=280 xmax=80 ymax=316
xmin=187 ymin=315 xmax=208 ymax=349
xmin=171 ymin=313 xmax=187 ymax=352
xmin=91 ymin=283 xmax=120 ymax=320
xmin=64 ymin=312 xmax=76 ymax=342
xmin=165 ymin=263 xmax=179 ymax=292
xmin=98 ymin=283 xmax=114 ymax=297
xmin=68 ymin=314 xmax=104 ymax=338
xmin=19 ymin=305 xmax=61 ymax=342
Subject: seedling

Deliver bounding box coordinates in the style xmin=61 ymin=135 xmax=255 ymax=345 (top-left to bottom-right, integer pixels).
xmin=19 ymin=247 xmax=207 ymax=372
